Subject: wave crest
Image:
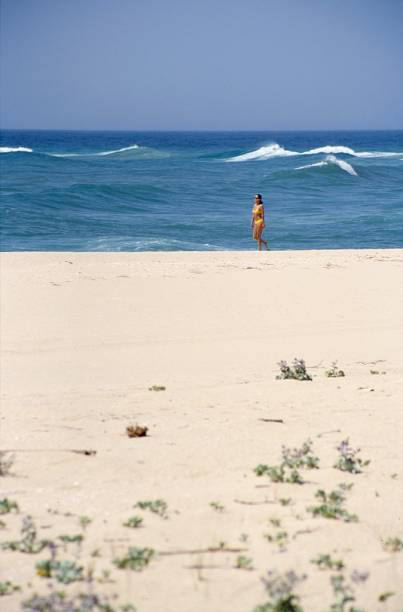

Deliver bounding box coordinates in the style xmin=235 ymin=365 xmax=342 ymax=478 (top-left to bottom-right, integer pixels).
xmin=226 ymin=143 xmax=298 ymax=162
xmin=225 ymin=142 xmax=401 ymax=162
xmin=296 ymin=154 xmax=357 ymax=176
xmin=51 ymin=144 xmax=140 ymax=158
xmin=0 ymin=146 xmax=33 ymax=153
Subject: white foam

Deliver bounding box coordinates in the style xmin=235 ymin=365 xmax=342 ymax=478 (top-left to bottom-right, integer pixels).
xmin=0 ymin=146 xmax=33 ymax=153
xmin=302 ymin=145 xmax=400 ymax=158
xmin=51 ymin=144 xmax=140 ymax=157
xmin=225 ymin=142 xmax=401 ymax=162
xmin=226 ymin=143 xmax=298 ymax=162
xmin=295 ymin=161 xmax=328 ymax=170
xmin=296 ymin=154 xmax=357 ymax=176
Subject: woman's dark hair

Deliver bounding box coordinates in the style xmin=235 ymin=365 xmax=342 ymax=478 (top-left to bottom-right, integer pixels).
xmin=255 ymin=193 xmax=263 ymax=202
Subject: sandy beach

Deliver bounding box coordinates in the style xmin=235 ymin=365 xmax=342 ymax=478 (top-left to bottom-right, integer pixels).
xmin=1 ymin=249 xmax=403 ymax=611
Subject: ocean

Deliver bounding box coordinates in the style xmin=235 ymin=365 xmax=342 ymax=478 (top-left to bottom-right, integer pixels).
xmin=1 ymin=130 xmax=402 ymax=251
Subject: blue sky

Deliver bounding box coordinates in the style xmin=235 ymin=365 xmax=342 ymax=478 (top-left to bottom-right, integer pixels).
xmin=1 ymin=0 xmax=402 ymax=130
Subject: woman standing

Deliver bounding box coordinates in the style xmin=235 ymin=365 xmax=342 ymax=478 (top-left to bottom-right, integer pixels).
xmin=251 ymin=193 xmax=268 ymax=251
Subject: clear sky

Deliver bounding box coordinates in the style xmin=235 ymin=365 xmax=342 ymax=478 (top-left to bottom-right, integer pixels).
xmin=1 ymin=0 xmax=402 ymax=130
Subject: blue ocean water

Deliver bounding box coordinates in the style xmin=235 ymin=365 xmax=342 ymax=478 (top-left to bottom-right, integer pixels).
xmin=1 ymin=130 xmax=402 ymax=251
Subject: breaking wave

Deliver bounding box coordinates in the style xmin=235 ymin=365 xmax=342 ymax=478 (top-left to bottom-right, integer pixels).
xmin=296 ymin=155 xmax=357 ymax=176
xmin=225 ymin=143 xmax=299 ymax=161
xmin=0 ymin=144 xmax=170 ymax=159
xmin=225 ymin=143 xmax=401 ymax=162
xmin=50 ymin=144 xmax=140 ymax=157
xmin=0 ymin=146 xmax=33 ymax=153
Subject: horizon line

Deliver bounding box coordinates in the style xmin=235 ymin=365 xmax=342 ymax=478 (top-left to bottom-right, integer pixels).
xmin=2 ymin=127 xmax=403 ymax=133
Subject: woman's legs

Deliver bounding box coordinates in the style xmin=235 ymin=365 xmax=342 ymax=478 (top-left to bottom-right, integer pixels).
xmin=256 ymin=228 xmax=268 ymax=251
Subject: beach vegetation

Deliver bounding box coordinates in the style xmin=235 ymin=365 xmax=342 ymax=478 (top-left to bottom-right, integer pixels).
xmin=0 ymin=498 xmax=19 ymax=515
xmin=254 ymin=570 xmax=305 ymax=612
xmin=334 ymin=440 xmax=370 ymax=474
xmin=210 ymin=501 xmax=225 ymax=512
xmin=255 ymin=439 xmax=319 ymax=485
xmin=97 ymin=569 xmax=113 ymax=584
xmin=264 ymin=530 xmax=289 ymax=551
xmin=148 ymin=385 xmax=166 ymax=391
xmin=58 ymin=534 xmax=84 ymax=543
xmin=311 ymin=554 xmax=344 ymax=571
xmin=276 ymin=359 xmax=312 ymax=381
xmin=282 ymin=439 xmax=319 ymax=470
xmin=113 ymin=546 xmax=154 ymax=571
xmin=255 ymin=463 xmax=303 ymax=484
xmin=327 ymin=572 xmax=367 ymax=612
xmin=0 ymin=581 xmax=20 ymax=596
xmin=325 ymin=362 xmax=345 ymax=378
xmin=135 ymin=499 xmax=168 ymax=518
xmin=308 ymin=486 xmax=358 ymax=523
xmin=0 ymin=452 xmax=15 ymax=476
xmin=123 ymin=516 xmax=143 ymax=528
xmin=382 ymin=537 xmax=403 ymax=553
xmin=279 ymin=498 xmax=292 ymax=506
xmin=378 ymin=592 xmax=395 ymax=602
xmin=236 ymin=555 xmax=253 ymax=570
xmin=2 ymin=516 xmax=49 ymax=553
xmin=79 ymin=515 xmax=92 ymax=531
xmin=22 ymin=589 xmax=119 ymax=611
xmin=36 ymin=559 xmax=84 ymax=584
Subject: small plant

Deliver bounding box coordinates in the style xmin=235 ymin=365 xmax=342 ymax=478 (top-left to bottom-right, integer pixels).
xmin=311 ymin=554 xmax=344 ymax=571
xmin=378 ymin=591 xmax=394 ymax=602
xmin=36 ymin=559 xmax=84 ymax=584
xmin=148 ymin=385 xmax=166 ymax=391
xmin=79 ymin=515 xmax=92 ymax=530
xmin=265 ymin=530 xmax=289 ymax=552
xmin=255 ymin=463 xmax=303 ymax=484
xmin=279 ymin=498 xmax=291 ymax=506
xmin=235 ymin=555 xmax=253 ymax=570
xmin=254 ymin=570 xmax=306 ymax=612
xmin=135 ymin=499 xmax=168 ymax=518
xmin=123 ymin=516 xmax=143 ymax=529
xmin=239 ymin=533 xmax=249 ymax=543
xmin=97 ymin=568 xmax=113 ymax=584
xmin=22 ymin=590 xmax=117 ymax=611
xmin=255 ymin=439 xmax=318 ymax=485
xmin=0 ymin=498 xmax=19 ymax=515
xmin=382 ymin=537 xmax=403 ymax=552
xmin=308 ymin=486 xmax=358 ymax=523
xmin=0 ymin=581 xmax=20 ymax=596
xmin=59 ymin=534 xmax=84 ymax=543
xmin=325 ymin=362 xmax=345 ymax=378
xmin=113 ymin=547 xmax=154 ymax=571
xmin=282 ymin=439 xmax=319 ymax=470
xmin=210 ymin=501 xmax=225 ymax=512
xmin=276 ymin=358 xmax=312 ymax=381
xmin=0 ymin=452 xmax=14 ymax=476
xmin=334 ymin=439 xmax=370 ymax=474
xmin=327 ymin=572 xmax=367 ymax=612
xmin=2 ymin=516 xmax=49 ymax=553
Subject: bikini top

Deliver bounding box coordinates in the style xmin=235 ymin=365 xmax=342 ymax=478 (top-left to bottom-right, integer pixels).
xmin=253 ymin=204 xmax=264 ymax=219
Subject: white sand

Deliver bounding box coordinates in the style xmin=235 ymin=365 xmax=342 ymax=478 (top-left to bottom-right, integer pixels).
xmin=1 ymin=249 xmax=403 ymax=611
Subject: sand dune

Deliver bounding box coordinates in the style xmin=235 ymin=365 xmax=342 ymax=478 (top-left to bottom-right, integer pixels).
xmin=1 ymin=250 xmax=402 ymax=611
